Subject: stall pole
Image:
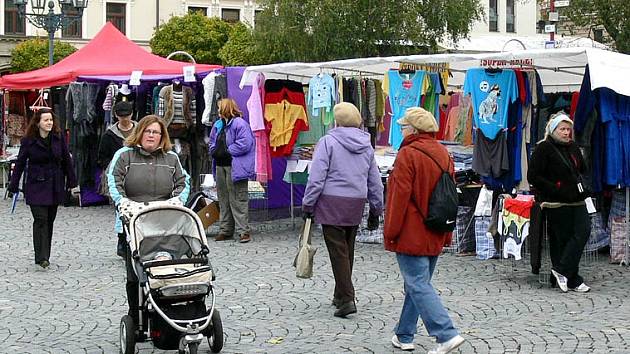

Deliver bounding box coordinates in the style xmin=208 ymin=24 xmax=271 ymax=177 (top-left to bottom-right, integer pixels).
xmin=625 ymin=187 xmax=630 ymax=266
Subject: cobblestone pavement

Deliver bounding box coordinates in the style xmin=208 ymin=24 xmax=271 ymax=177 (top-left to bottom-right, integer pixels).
xmin=1 ymin=201 xmax=630 ymax=354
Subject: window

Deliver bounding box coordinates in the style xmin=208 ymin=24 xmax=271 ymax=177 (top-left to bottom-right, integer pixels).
xmin=61 ymin=5 xmax=82 ymax=38
xmin=506 ymin=0 xmax=515 ymax=33
xmin=188 ymin=6 xmax=207 ymax=16
xmin=106 ymin=3 xmax=126 ymax=34
xmin=489 ymin=0 xmax=498 ymax=32
xmin=253 ymin=9 xmax=262 ymax=26
xmin=593 ymin=28 xmax=604 ymax=43
xmin=4 ymin=0 xmax=25 ymax=35
xmin=221 ymin=8 xmax=240 ymax=23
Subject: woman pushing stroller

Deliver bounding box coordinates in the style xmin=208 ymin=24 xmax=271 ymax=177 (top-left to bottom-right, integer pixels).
xmin=107 ymin=115 xmax=190 ymax=326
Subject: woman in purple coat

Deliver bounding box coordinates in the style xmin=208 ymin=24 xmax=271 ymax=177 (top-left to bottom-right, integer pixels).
xmin=209 ymin=98 xmax=255 ymax=243
xmin=302 ymin=102 xmax=384 ymax=318
xmin=8 ymin=108 xmax=77 ymax=268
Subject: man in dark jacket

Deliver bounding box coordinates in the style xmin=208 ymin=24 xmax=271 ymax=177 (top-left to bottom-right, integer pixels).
xmin=97 ymin=101 xmax=136 ymax=257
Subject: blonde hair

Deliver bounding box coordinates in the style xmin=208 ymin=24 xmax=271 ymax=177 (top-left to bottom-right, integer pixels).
xmin=125 ymin=115 xmax=172 ymax=152
xmin=218 ymin=98 xmax=242 ymax=120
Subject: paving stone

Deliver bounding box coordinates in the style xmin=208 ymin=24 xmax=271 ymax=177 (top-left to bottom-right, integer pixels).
xmin=1 ymin=201 xmax=630 ymax=353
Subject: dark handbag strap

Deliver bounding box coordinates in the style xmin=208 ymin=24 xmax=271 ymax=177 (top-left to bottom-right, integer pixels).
xmin=547 ymin=142 xmax=578 ymax=179
xmin=405 ymin=145 xmax=452 ymax=174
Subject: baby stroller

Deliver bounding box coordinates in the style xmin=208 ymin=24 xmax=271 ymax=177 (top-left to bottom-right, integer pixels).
xmin=118 ymin=200 xmax=223 ymax=354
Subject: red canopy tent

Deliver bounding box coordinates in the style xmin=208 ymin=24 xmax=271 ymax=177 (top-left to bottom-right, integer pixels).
xmin=0 ymin=22 xmax=221 ymax=90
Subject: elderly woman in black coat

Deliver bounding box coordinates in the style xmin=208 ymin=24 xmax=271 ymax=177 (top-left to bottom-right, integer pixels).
xmin=8 ymin=108 xmax=77 ymax=268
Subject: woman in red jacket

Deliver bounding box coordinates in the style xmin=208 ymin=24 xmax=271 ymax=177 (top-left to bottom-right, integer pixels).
xmin=384 ymin=107 xmax=464 ymax=354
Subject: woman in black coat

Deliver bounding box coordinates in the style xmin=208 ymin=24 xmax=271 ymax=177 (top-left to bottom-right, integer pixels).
xmin=528 ymin=112 xmax=591 ymax=293
xmin=8 ymin=108 xmax=77 ymax=268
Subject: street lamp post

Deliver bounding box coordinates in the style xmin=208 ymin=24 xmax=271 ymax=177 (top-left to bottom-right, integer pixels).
xmin=12 ymin=0 xmax=89 ymax=66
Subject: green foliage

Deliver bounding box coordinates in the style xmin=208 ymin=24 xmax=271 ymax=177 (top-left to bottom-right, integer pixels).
xmin=10 ymin=38 xmax=76 ymax=73
xmin=150 ymin=13 xmax=231 ymax=65
xmin=218 ymin=22 xmax=264 ymax=66
xmin=561 ymin=0 xmax=630 ymax=53
xmin=252 ymin=0 xmax=484 ymax=63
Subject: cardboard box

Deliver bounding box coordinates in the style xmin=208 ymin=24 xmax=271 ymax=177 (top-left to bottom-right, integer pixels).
xmin=197 ymin=201 xmax=220 ymax=229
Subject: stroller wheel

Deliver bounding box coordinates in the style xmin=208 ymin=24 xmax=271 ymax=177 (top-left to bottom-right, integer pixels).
xmin=207 ymin=309 xmax=224 ymax=353
xmin=119 ymin=315 xmax=136 ymax=354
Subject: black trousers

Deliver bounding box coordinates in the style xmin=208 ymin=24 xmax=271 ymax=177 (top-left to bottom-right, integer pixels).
xmin=322 ymin=225 xmax=358 ymax=304
xmin=29 ymin=205 xmax=58 ymax=264
xmin=546 ymin=205 xmax=591 ymax=288
xmin=124 ymin=242 xmax=139 ymax=323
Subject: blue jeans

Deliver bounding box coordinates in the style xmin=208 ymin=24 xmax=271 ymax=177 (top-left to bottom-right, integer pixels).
xmin=394 ymin=254 xmax=459 ymax=344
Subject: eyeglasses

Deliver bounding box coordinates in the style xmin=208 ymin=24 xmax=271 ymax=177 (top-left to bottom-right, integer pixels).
xmin=143 ymin=129 xmax=162 ymax=136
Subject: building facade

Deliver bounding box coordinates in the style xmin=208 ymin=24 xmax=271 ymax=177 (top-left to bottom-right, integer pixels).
xmin=470 ymin=0 xmax=538 ymax=37
xmin=0 ymin=0 xmax=260 ymax=68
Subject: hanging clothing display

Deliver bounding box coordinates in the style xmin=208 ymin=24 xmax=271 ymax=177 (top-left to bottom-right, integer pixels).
xmin=463 ymin=68 xmax=519 ymax=140
xmin=501 ymin=196 xmax=534 ymax=260
xmin=246 ymin=72 xmax=272 ymax=182
xmin=264 ymin=79 xmax=309 ymax=157
xmin=307 ymin=73 xmax=336 ymax=116
xmin=385 ymin=69 xmax=428 ymax=150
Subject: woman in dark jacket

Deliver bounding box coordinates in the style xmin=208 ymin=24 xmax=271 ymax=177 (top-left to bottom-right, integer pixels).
xmin=8 ymin=108 xmax=77 ymax=268
xmin=528 ymin=112 xmax=591 ymax=293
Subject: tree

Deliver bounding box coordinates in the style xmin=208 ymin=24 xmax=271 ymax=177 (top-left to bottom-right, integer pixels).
xmin=10 ymin=38 xmax=76 ymax=73
xmin=252 ymin=0 xmax=484 ymax=63
xmin=150 ymin=12 xmax=232 ymax=65
xmin=218 ymin=22 xmax=264 ymax=66
xmin=559 ymin=0 xmax=630 ymax=53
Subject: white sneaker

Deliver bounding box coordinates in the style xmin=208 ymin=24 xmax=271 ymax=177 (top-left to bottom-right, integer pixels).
xmin=428 ymin=335 xmax=465 ymax=354
xmin=571 ymin=283 xmax=591 ymax=293
xmin=551 ymin=269 xmax=568 ymax=292
xmin=391 ymin=335 xmax=415 ymax=351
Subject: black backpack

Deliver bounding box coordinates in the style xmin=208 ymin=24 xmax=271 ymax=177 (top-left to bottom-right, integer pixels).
xmin=408 ymin=146 xmax=458 ymax=233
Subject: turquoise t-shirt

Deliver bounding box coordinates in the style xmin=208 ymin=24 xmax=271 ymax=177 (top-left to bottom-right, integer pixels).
xmin=463 ymin=68 xmax=518 ymax=139
xmin=388 ymin=69 xmax=426 ymax=149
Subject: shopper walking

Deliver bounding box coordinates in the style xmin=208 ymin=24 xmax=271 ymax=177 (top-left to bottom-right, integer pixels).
xmin=97 ymin=101 xmax=137 ymax=257
xmin=302 ymin=102 xmax=384 ymax=318
xmin=384 ymin=107 xmax=464 ymax=353
xmin=8 ymin=108 xmax=77 ymax=268
xmin=209 ymin=98 xmax=255 ymax=243
xmin=528 ymin=112 xmax=591 ymax=293
xmin=107 ymin=114 xmax=190 ymax=326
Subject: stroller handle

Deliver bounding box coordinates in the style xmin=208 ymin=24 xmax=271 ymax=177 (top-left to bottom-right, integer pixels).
xmin=142 ymin=257 xmax=209 ymax=269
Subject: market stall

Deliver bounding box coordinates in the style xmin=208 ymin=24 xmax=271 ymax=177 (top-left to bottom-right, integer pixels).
xmin=237 ymin=47 xmax=629 ymax=264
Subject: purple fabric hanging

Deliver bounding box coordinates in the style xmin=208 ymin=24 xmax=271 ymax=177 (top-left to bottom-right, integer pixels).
xmin=226 ymin=67 xmax=252 ymax=123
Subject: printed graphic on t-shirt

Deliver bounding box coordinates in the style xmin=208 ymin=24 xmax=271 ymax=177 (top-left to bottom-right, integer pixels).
xmin=464 ymin=68 xmax=518 ymax=139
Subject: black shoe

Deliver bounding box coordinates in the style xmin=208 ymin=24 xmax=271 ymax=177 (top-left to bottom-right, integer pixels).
xmin=39 ymin=260 xmax=50 ymax=268
xmin=334 ymin=301 xmax=357 ymax=318
xmin=331 ymin=298 xmax=341 ymax=308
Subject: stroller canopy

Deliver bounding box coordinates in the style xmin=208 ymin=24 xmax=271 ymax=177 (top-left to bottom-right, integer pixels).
xmin=132 ymin=208 xmax=207 ymax=262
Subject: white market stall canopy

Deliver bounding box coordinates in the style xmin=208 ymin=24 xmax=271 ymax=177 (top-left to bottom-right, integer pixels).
xmin=240 ymin=48 xmax=630 ymax=96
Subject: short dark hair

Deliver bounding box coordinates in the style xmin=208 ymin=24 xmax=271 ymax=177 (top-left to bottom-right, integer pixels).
xmin=25 ymin=108 xmax=61 ymax=138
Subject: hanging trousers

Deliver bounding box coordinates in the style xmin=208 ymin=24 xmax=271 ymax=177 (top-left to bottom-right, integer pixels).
xmin=322 ymin=225 xmax=359 ymax=304
xmin=546 ymin=205 xmax=591 ymax=288
xmin=29 ymin=205 xmax=58 ymax=264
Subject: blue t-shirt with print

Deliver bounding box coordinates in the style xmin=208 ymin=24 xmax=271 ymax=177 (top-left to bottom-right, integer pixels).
xmin=464 ymin=68 xmax=518 ymax=139
xmin=388 ymin=69 xmax=426 ymax=150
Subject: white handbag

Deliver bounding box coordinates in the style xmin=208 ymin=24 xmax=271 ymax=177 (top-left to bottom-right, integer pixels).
xmin=293 ymin=218 xmax=317 ymax=279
